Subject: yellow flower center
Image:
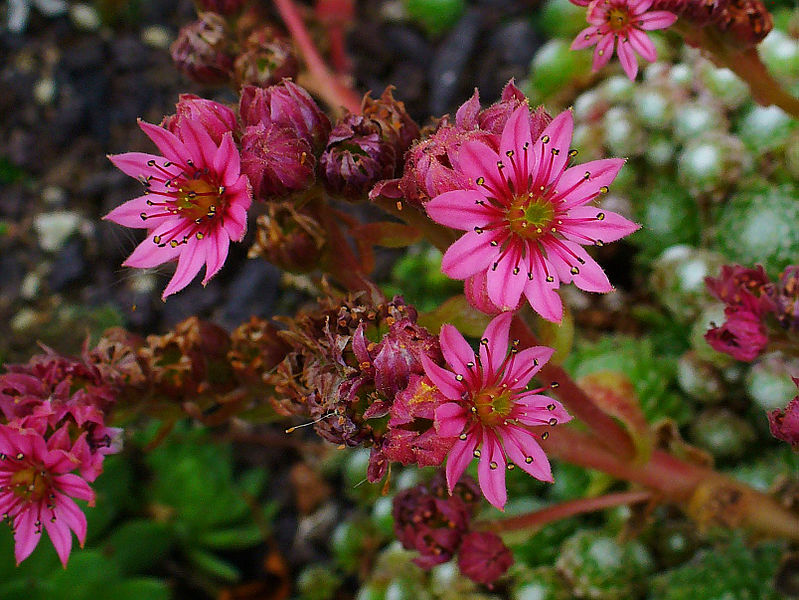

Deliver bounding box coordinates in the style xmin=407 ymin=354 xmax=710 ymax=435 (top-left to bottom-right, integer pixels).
xmin=176 ymin=178 xmax=223 ymax=223
xmin=473 ymin=386 xmax=514 ymax=427
xmin=506 ymin=193 xmax=555 ymax=241
xmin=10 ymin=467 xmax=51 ymax=502
xmin=607 ymin=7 xmax=631 ymax=32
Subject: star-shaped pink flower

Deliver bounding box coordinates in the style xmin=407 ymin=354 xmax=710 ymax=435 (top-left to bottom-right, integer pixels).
xmin=423 ymin=313 xmax=571 ymax=510
xmin=425 ymin=106 xmax=639 ymax=322
xmin=570 ymin=0 xmax=678 ymax=80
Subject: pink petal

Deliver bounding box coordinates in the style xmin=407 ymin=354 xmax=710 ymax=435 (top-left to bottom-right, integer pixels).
xmin=513 ymin=395 xmax=572 ymax=426
xmin=571 ymin=25 xmax=601 ymax=50
xmin=477 ymin=429 xmax=507 ymax=509
xmin=201 ymin=228 xmax=230 ymax=285
xmin=486 ymin=242 xmax=527 ymax=311
xmin=586 ymin=2 xmax=607 ymax=25
xmin=440 ymin=230 xmax=501 ymax=280
xmin=421 ymin=355 xmax=464 ymax=401
xmin=53 ymin=493 xmax=88 ymax=545
xmin=501 ymin=425 xmax=553 ymax=482
xmin=425 ymin=190 xmax=497 ymax=230
xmin=592 ymin=33 xmax=615 ymax=71
xmin=108 ymin=152 xmax=178 ymax=181
xmin=54 ymin=474 xmax=95 ymax=503
xmin=454 ymin=141 xmax=504 ymax=197
xmin=560 ymin=206 xmax=640 ymax=244
xmin=138 ymin=120 xmax=191 ymax=168
xmin=179 ymin=117 xmax=217 ymax=170
xmin=617 ymin=37 xmax=639 ymax=80
xmin=440 ymin=324 xmax=478 ymax=379
xmin=104 ymin=195 xmax=168 ymax=229
xmin=44 ymin=515 xmax=72 ymax=567
xmin=162 ymin=240 xmax=208 ymax=299
xmin=436 ymin=402 xmax=468 ymax=437
xmin=445 ymin=430 xmax=478 ymax=492
xmin=545 ymin=241 xmax=612 ymax=293
xmin=636 ymin=10 xmax=678 ymax=30
xmin=504 ymin=346 xmax=554 ymax=389
xmin=214 ymin=132 xmax=242 ymax=187
xmin=628 ymin=28 xmax=657 ymax=62
xmin=13 ymin=506 xmax=42 ymax=565
xmin=479 ymin=313 xmax=513 ymax=376
xmin=532 ymin=110 xmax=573 ymax=189
xmin=123 ymin=226 xmax=183 ymax=269
xmin=632 ymin=0 xmax=654 ymax=14
xmin=524 ymin=253 xmax=563 ymax=323
xmin=552 ymin=158 xmax=626 ymax=210
xmin=499 ymin=106 xmax=534 ymax=185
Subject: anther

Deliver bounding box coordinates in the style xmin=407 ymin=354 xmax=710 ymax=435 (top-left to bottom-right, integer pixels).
xmin=507 ymin=463 xmax=515 ymax=470
xmin=476 ymin=176 xmax=485 ymax=186
xmin=525 ymin=456 xmax=533 ymax=464
xmin=570 ymin=266 xmax=580 ymax=275
xmin=549 ymin=418 xmax=558 ymax=426
xmin=467 ymin=361 xmax=474 ymax=369
xmin=15 ymin=453 xmax=23 ymax=460
xmin=455 ymin=374 xmax=464 ymax=381
xmin=546 ymin=275 xmax=555 ymax=283
xmin=550 ymin=382 xmax=560 ymax=389
xmin=506 ymin=150 xmax=514 ymax=157
xmin=196 ymin=232 xmax=204 ymax=240
xmin=496 ymin=161 xmax=504 ymax=169
xmin=528 ymin=272 xmax=533 ymax=280
xmin=147 ymin=159 xmax=156 ymax=166
xmin=170 ymin=240 xmax=179 ymax=248
xmin=473 ymin=449 xmax=481 ymax=458
xmin=490 ymin=240 xmax=498 ymax=247
xmin=475 ymin=227 xmax=483 ymax=234
xmin=542 ymin=135 xmax=550 ymax=143
xmin=489 ymin=461 xmax=498 ymax=470
xmin=599 ymin=185 xmax=609 ymax=193
xmin=459 ymin=433 xmax=468 ymax=440
xmin=140 ymin=213 xmax=147 ymax=220
xmin=481 ymin=338 xmax=489 ymax=345
xmin=542 ymin=431 xmax=550 ymax=440
xmin=551 ymin=148 xmax=560 ymax=156
xmin=568 ymin=149 xmax=578 ymax=157
xmin=0 ymin=454 xmax=5 ymax=460
xmin=492 ymin=262 xmax=499 ymax=271
xmin=584 ymin=171 xmax=591 ymax=180
xmin=596 ymin=212 xmax=605 ymax=220
xmin=547 ymin=403 xmax=556 ymax=410
xmin=153 ymin=235 xmax=162 ymax=244
xmin=513 ymin=267 xmax=520 ymax=275
xmin=595 ymin=240 xmax=604 ymax=247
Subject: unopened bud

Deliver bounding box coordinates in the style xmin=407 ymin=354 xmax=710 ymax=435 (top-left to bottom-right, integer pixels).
xmin=234 ymin=27 xmax=299 ymax=88
xmin=162 ymin=94 xmax=237 ymax=146
xmin=170 ymin=12 xmax=235 ymax=85
xmin=240 ymin=122 xmax=315 ymax=199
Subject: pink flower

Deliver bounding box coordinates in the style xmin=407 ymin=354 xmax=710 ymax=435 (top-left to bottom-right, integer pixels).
xmin=768 ymin=378 xmax=799 ymax=449
xmin=457 ymin=531 xmax=514 ymax=585
xmin=423 ymin=313 xmax=571 ymax=510
xmin=0 ymin=425 xmax=94 ymax=566
xmin=105 ymin=117 xmax=252 ymax=299
xmin=425 ymin=106 xmax=638 ymax=322
xmin=570 ymin=0 xmax=678 ymax=80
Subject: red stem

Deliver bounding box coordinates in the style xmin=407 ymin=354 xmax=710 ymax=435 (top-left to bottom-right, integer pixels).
xmin=510 ymin=315 xmax=636 ymax=460
xmin=273 ymin=0 xmax=361 ymax=113
xmin=481 ymin=490 xmax=652 ymax=533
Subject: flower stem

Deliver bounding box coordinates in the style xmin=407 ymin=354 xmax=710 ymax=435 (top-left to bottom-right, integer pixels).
xmin=509 ymin=315 xmax=636 ymax=460
xmin=479 ymin=490 xmax=652 ymax=534
xmin=675 ymin=22 xmax=799 ymax=119
xmin=273 ymin=0 xmax=362 ymax=114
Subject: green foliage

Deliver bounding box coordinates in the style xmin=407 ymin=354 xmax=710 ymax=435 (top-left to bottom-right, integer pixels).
xmin=403 ymin=0 xmax=465 ymax=36
xmin=650 ymin=537 xmax=784 ymax=600
xmin=385 ymin=244 xmax=463 ymax=313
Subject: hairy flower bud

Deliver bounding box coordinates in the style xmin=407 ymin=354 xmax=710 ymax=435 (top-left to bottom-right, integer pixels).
xmin=458 ymin=531 xmax=514 ymax=585
xmin=769 ymin=379 xmax=799 ymax=449
xmin=248 ymin=201 xmax=326 ymax=272
xmin=240 ymin=122 xmax=315 ymax=199
xmin=171 ymin=12 xmax=235 ymax=85
xmin=714 ymin=0 xmax=773 ymax=47
xmin=239 ymin=81 xmax=331 ymax=151
xmin=161 ymin=94 xmax=237 ymax=146
xmin=361 ymin=87 xmax=420 ymax=156
xmin=234 ymin=28 xmax=299 ymax=88
xmin=321 ymin=114 xmax=397 ymax=198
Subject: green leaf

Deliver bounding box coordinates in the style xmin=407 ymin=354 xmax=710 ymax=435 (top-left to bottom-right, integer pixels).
xmin=198 ymin=523 xmax=265 ymax=550
xmin=186 ymin=548 xmax=241 ymax=582
xmin=102 ymin=520 xmax=174 ymax=575
xmin=95 ymin=578 xmax=172 ymax=600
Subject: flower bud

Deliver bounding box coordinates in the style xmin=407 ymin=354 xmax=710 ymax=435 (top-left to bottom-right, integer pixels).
xmin=321 ymin=114 xmax=397 ymax=198
xmin=704 ymin=307 xmax=768 ymax=362
xmin=457 ymin=531 xmax=514 ymax=586
xmin=769 ymin=380 xmax=799 ymax=449
xmin=234 ymin=27 xmax=299 ymax=88
xmin=768 ymin=266 xmax=799 ymax=332
xmin=171 ymin=12 xmax=235 ymax=85
xmin=240 ymin=122 xmax=315 ymax=199
xmin=161 ymin=94 xmax=237 ymax=146
xmin=361 ymin=87 xmax=420 ymax=156
xmin=477 ymin=80 xmax=551 ymax=138
xmin=239 ymin=81 xmax=331 ymax=151
xmin=248 ymin=202 xmax=326 ymax=272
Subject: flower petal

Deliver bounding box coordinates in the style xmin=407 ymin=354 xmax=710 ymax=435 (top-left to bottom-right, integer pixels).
xmin=477 ymin=429 xmax=507 ymax=509
xmin=53 ymin=494 xmax=88 ymax=545
xmin=504 ymin=346 xmax=554 ymax=389
xmin=436 ymin=402 xmax=468 ymax=437
xmin=54 ymin=473 xmax=95 ymax=503
xmin=421 ymin=355 xmax=464 ymax=401
xmin=454 ymin=140 xmax=504 ymax=197
xmin=425 ymin=190 xmax=497 ymax=230
xmin=636 ymin=10 xmax=678 ymax=30
xmin=525 ymin=253 xmax=563 ymax=323
xmin=532 ymin=110 xmax=573 ymax=189
xmin=617 ymin=37 xmax=639 ymax=79
xmin=559 ymin=206 xmax=640 ymax=245
xmin=201 ymin=228 xmax=230 ymax=285
xmin=138 ymin=120 xmax=192 ymax=168
xmin=162 ymin=240 xmax=208 ymax=299
xmin=104 ymin=195 xmax=169 ymax=229
xmin=628 ymin=28 xmax=657 ymax=63
xmin=479 ymin=312 xmax=513 ymax=377
xmin=445 ymin=430 xmax=478 ymax=492
xmin=592 ymin=33 xmax=615 ymax=71
xmin=440 ymin=230 xmax=502 ymax=280
xmin=122 ymin=226 xmax=183 ymax=269
xmin=440 ymin=324 xmax=478 ymax=380
xmin=571 ymin=25 xmax=601 ymax=50
xmin=44 ymin=515 xmax=72 ymax=567
xmin=544 ymin=240 xmax=613 ymax=293
xmin=499 ymin=106 xmax=534 ymax=187
xmin=501 ymin=425 xmax=553 ymax=482
xmin=486 ymin=242 xmax=528 ymax=312
xmin=179 ymin=117 xmax=217 ymax=170
xmin=13 ymin=507 xmax=42 ymax=565
xmin=552 ymin=158 xmax=626 ymax=210
xmin=214 ymin=132 xmax=242 ymax=187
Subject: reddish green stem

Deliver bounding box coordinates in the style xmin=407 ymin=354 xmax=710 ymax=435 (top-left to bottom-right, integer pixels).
xmin=480 ymin=490 xmax=651 ymax=533
xmin=273 ymin=0 xmax=361 ymax=113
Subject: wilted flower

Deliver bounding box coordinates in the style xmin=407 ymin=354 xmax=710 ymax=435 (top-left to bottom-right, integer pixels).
xmin=767 ymin=266 xmax=799 ymax=332
xmin=161 ymin=94 xmax=237 ymax=146
xmin=457 ymin=531 xmax=514 ymax=585
xmin=228 ymin=317 xmax=291 ymax=386
xmin=426 ymin=106 xmax=638 ymax=321
xmin=705 ymin=307 xmax=769 ymax=362
xmin=680 ymin=0 xmax=729 ymax=25
xmin=768 ymin=378 xmax=799 ymax=449
xmin=425 ymin=313 xmax=571 ymax=509
xmin=248 ymin=202 xmax=326 ymax=272
xmin=570 ymin=0 xmax=678 ymax=80
xmin=705 ymin=264 xmax=773 ymax=316
xmin=0 ymin=425 xmax=95 ymax=566
xmin=392 ymin=472 xmax=478 ymax=568
xmin=105 ymin=116 xmax=251 ymax=299
xmin=361 ymin=87 xmax=420 ymax=156
xmin=321 ymin=114 xmax=397 ymax=198
xmin=233 ymin=28 xmax=299 ymax=88
xmin=170 ymin=12 xmax=235 ymax=85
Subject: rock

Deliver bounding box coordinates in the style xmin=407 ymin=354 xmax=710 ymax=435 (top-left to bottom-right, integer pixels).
xmin=48 ymin=237 xmax=88 ymax=291
xmin=34 ymin=210 xmax=81 ymax=252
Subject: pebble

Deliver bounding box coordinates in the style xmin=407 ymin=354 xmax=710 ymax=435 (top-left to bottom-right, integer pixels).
xmin=69 ymin=3 xmax=101 ymax=31
xmin=428 ymin=7 xmax=482 ymax=115
xmin=34 ymin=210 xmax=81 ymax=252
xmin=48 ymin=237 xmax=88 ymax=291
xmin=32 ymin=77 xmax=57 ymax=105
xmin=141 ymin=25 xmax=173 ymax=50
